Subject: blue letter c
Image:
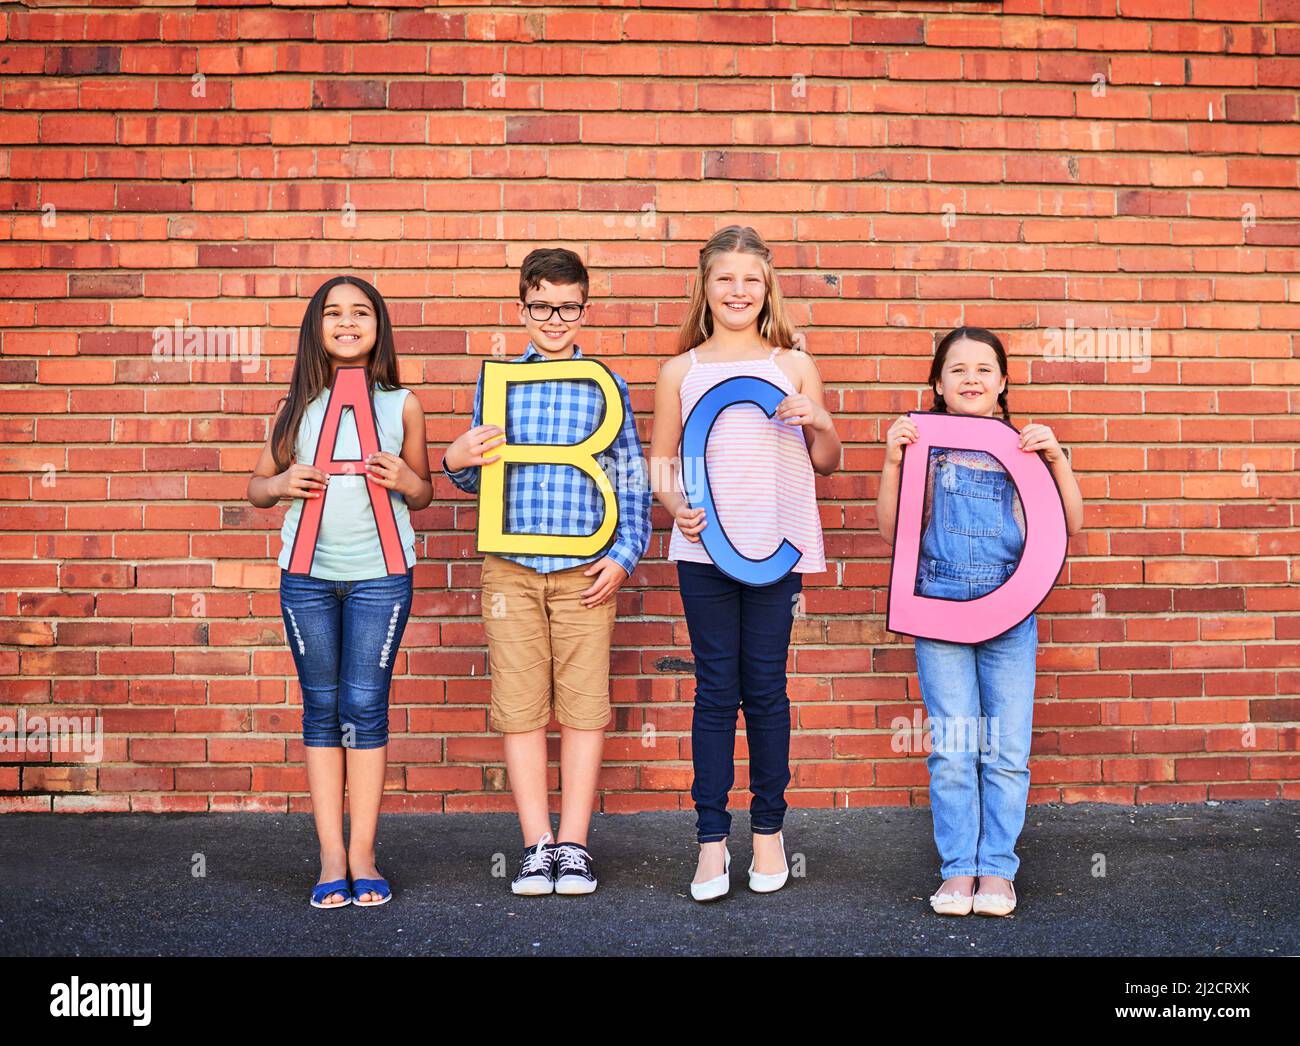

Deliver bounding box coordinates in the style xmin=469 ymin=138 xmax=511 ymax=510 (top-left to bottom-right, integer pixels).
xmin=679 ymin=375 xmax=803 ymax=587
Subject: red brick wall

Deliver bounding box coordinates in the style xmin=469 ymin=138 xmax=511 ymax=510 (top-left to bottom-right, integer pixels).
xmin=2 ymin=1 xmax=1297 ymax=813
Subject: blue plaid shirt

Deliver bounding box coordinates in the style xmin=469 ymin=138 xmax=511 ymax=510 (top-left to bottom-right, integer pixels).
xmin=442 ymin=343 xmax=652 ymax=576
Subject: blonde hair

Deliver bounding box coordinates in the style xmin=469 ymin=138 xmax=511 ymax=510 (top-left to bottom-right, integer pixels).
xmin=677 ymin=225 xmax=798 ymax=354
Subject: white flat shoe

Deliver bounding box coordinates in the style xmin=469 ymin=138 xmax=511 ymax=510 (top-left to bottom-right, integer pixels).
xmin=690 ymin=844 xmax=731 ymax=902
xmin=929 ymin=889 xmax=974 ymax=916
xmin=747 ymin=832 xmax=789 ymax=893
xmin=972 ymin=880 xmax=1016 ymax=917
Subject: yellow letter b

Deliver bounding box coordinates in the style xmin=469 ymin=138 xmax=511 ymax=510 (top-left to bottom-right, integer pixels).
xmin=475 ymin=359 xmax=622 ymax=558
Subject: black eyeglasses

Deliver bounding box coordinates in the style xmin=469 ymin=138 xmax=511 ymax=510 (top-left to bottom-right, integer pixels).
xmin=523 ymin=302 xmax=584 ymax=323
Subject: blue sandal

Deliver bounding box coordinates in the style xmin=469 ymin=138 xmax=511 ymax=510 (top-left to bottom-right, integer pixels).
xmin=311 ymin=879 xmax=352 ymax=908
xmin=351 ymin=877 xmax=391 ymax=907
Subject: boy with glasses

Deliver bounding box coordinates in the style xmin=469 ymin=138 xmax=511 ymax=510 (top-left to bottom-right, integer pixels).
xmin=442 ymin=248 xmax=651 ymax=895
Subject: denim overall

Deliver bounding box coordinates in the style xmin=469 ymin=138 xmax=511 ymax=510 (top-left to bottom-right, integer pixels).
xmin=912 ymin=447 xmax=1038 ymax=881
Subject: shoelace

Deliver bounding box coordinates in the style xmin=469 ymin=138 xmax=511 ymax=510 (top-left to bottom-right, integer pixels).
xmin=519 ymin=842 xmax=554 ymax=877
xmin=553 ymin=845 xmax=590 ymax=874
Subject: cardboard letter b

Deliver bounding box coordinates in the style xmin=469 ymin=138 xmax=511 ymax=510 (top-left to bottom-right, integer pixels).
xmin=475 ymin=359 xmax=622 ymax=558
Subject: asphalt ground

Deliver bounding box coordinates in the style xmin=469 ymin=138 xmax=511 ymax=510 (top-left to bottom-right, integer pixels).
xmin=2 ymin=802 xmax=1295 ymax=958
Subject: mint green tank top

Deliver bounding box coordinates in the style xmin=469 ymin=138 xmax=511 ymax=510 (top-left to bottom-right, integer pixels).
xmin=277 ymin=384 xmax=418 ymax=580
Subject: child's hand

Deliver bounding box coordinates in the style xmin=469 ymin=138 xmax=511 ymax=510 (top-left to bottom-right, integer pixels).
xmin=274 ymin=463 xmax=329 ymax=500
xmin=884 ymin=415 xmax=918 ymax=466
xmin=674 ymin=505 xmax=707 ymax=542
xmin=580 ymin=556 xmax=628 ymax=607
xmin=1019 ymin=423 xmax=1065 ymax=464
xmin=775 ymin=393 xmax=832 ymax=432
xmin=366 ymin=452 xmax=420 ymax=496
xmin=444 ymin=424 xmax=505 ymax=471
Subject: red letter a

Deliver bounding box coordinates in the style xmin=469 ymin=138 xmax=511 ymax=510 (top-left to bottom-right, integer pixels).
xmin=285 ymin=366 xmax=407 ymax=576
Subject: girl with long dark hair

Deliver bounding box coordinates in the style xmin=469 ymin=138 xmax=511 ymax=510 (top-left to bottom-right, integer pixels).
xmin=247 ymin=276 xmax=432 ymax=908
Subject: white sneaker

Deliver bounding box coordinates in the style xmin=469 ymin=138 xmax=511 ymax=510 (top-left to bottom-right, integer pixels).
xmin=510 ymin=832 xmax=556 ymax=896
xmin=690 ymin=843 xmax=731 ymax=902
xmin=747 ymin=832 xmax=789 ymax=893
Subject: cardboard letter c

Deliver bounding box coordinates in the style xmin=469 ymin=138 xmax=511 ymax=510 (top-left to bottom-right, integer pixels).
xmin=680 ymin=375 xmax=803 ymax=587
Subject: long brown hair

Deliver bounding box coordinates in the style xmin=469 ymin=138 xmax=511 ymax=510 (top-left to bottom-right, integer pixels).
xmin=927 ymin=326 xmax=1011 ymax=422
xmin=677 ymin=225 xmax=797 ymax=354
xmin=270 ymin=276 xmax=401 ymax=471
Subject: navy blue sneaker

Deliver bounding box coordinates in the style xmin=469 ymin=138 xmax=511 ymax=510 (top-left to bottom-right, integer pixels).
xmin=511 ymin=832 xmax=556 ymax=895
xmin=553 ymin=841 xmax=598 ymax=895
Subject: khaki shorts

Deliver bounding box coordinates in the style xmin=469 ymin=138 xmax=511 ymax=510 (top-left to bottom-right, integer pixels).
xmin=480 ymin=554 xmax=617 ymax=733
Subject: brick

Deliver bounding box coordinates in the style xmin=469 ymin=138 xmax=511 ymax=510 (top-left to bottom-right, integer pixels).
xmin=0 ymin=6 xmax=1295 ymax=817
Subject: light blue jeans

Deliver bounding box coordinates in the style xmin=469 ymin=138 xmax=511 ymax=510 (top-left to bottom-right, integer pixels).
xmin=913 ymin=613 xmax=1038 ymax=881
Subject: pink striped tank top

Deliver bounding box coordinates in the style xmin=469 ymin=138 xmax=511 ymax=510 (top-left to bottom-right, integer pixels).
xmin=667 ymin=346 xmax=826 ymax=575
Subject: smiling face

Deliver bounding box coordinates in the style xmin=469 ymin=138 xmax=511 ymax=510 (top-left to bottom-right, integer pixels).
xmin=934 ymin=338 xmax=1007 ymax=417
xmin=704 ymin=250 xmax=768 ymax=335
xmin=321 ymin=282 xmax=378 ymax=369
xmin=518 ymin=279 xmax=586 ymax=358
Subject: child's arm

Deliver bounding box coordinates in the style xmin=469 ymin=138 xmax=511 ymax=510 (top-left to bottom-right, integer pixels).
xmin=441 ymin=374 xmax=502 ymax=495
xmin=648 ymin=354 xmax=706 ymax=541
xmin=246 ymin=419 xmax=327 ymax=509
xmin=600 ymin=375 xmax=653 ymax=577
xmin=1020 ymin=423 xmax=1085 ymax=535
xmin=581 ymin=375 xmax=653 ymax=607
xmin=775 ymin=350 xmax=840 ymax=476
xmin=364 ymin=391 xmax=434 ymax=511
xmin=876 ymin=415 xmax=918 ymax=546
